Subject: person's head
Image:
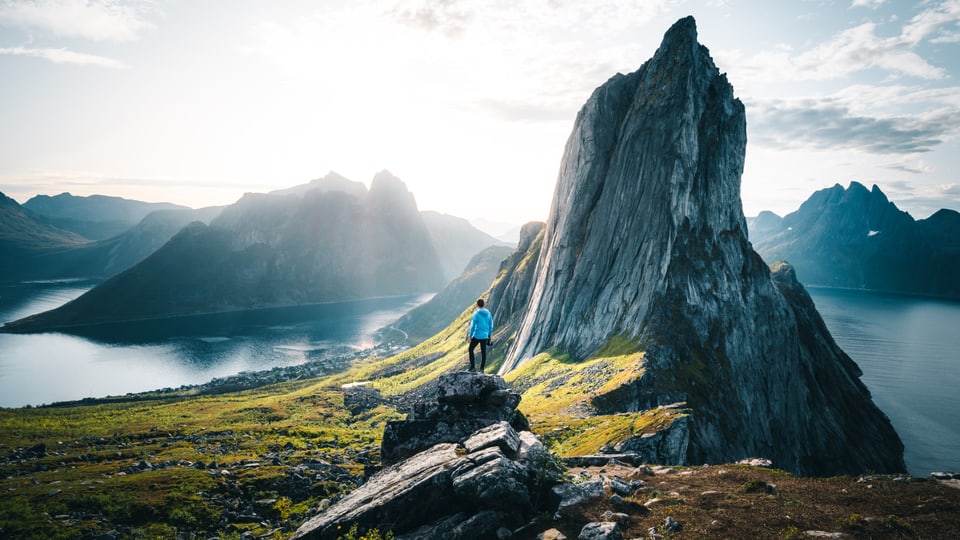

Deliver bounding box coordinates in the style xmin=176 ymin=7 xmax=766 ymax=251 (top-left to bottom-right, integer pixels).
xmin=476 ymin=298 xmax=485 ymax=308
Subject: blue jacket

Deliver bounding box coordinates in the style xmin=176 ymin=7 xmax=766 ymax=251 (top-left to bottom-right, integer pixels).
xmin=469 ymin=308 xmax=493 ymax=339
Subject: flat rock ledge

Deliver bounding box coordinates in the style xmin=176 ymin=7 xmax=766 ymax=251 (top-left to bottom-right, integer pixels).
xmin=292 ymin=372 xmax=561 ymax=540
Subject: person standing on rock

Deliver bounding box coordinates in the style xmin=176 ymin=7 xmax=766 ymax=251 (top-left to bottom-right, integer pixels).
xmin=467 ymin=298 xmax=494 ymax=372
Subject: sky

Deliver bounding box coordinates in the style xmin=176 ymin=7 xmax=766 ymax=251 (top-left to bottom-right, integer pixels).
xmin=1 ymin=0 xmax=959 ymax=229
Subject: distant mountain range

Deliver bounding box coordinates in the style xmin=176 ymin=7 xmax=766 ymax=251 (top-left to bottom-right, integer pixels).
xmin=4 ymin=171 xmax=503 ymax=331
xmin=0 ymin=192 xmax=88 ymax=280
xmin=23 ymin=192 xmax=189 ymax=241
xmin=748 ymin=182 xmax=960 ymax=299
xmin=0 ymin=191 xmax=222 ymax=283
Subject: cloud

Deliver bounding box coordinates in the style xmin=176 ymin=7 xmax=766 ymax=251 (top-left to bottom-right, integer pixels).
xmin=728 ymin=2 xmax=960 ymax=82
xmin=851 ymin=0 xmax=885 ymax=8
xmin=0 ymin=45 xmax=126 ymax=68
xmin=389 ymin=0 xmax=674 ymax=38
xmin=900 ymin=0 xmax=960 ymax=45
xmin=883 ymin=159 xmax=933 ymax=174
xmin=391 ymin=0 xmax=472 ymax=37
xmin=749 ymin=92 xmax=960 ymax=154
xmin=466 ymin=98 xmax=572 ymax=123
xmin=0 ymin=0 xmax=155 ymax=42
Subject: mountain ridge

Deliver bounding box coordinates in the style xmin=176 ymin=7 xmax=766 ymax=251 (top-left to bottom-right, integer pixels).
xmin=3 ymin=172 xmax=447 ymax=331
xmin=749 ymin=181 xmax=960 ymax=299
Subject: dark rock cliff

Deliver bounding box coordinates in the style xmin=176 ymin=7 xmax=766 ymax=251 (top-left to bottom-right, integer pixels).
xmin=498 ymin=17 xmax=904 ymax=476
xmin=749 ymin=182 xmax=960 ymax=299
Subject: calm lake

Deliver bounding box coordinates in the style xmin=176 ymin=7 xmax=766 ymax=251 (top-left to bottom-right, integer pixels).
xmin=1 ymin=281 xmax=957 ymax=476
xmin=0 ymin=280 xmax=429 ymax=409
xmin=806 ymin=287 xmax=960 ymax=477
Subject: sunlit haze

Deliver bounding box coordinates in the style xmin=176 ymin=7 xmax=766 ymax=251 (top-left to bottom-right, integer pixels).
xmin=2 ymin=0 xmax=959 ymax=228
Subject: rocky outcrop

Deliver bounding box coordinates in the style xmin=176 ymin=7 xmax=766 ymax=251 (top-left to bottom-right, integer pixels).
xmin=497 ymin=17 xmax=904 ymax=475
xmin=749 ymin=182 xmax=960 ymax=299
xmin=293 ymin=372 xmax=562 ymax=540
xmin=381 ymin=372 xmax=529 ymax=465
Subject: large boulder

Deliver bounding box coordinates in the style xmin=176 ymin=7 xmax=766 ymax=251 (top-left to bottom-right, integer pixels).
xmin=381 ymin=372 xmax=528 ymax=465
xmin=292 ymin=422 xmax=561 ymax=539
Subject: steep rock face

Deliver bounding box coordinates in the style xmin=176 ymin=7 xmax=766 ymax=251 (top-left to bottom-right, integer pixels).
xmin=4 ymin=172 xmax=445 ymax=330
xmin=500 ymin=17 xmax=903 ymax=475
xmin=506 ymin=16 xmax=746 ymax=364
xmin=749 ymin=182 xmax=960 ymax=299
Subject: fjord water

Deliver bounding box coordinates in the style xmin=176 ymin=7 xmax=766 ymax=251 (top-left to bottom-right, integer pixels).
xmin=0 ymin=280 xmax=430 ymax=409
xmin=807 ymin=287 xmax=960 ymax=476
xmin=1 ymin=282 xmax=957 ymax=476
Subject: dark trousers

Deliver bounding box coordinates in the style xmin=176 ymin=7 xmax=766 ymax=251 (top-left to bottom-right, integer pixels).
xmin=468 ymin=338 xmax=489 ymax=371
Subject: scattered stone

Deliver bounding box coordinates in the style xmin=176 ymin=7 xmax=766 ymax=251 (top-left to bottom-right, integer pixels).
xmin=737 ymin=458 xmax=773 ymax=468
xmin=538 ymin=529 xmax=567 ymax=540
xmin=608 ymin=494 xmax=648 ymax=515
xmin=562 ymin=454 xmax=643 ymax=467
xmin=600 ymin=510 xmax=630 ymax=524
xmin=663 ymin=516 xmax=682 ymax=533
xmin=804 ymin=532 xmax=848 ymax=538
xmin=633 ymin=465 xmax=655 ymax=476
xmin=606 ymin=476 xmax=634 ymax=497
xmin=551 ymin=480 xmax=605 ymax=518
xmin=578 ymin=521 xmax=622 ymax=540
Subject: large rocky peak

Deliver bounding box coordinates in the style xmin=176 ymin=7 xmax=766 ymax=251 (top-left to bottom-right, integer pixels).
xmin=505 ymin=16 xmax=746 ymax=365
xmin=498 ymin=16 xmax=904 ymax=475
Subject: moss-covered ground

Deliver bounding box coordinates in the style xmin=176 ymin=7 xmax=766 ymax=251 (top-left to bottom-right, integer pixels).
xmin=4 ymin=313 xmax=958 ymax=539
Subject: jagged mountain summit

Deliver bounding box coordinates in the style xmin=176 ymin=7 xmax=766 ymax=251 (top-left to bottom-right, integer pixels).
xmin=494 ymin=16 xmax=903 ymax=475
xmin=749 ymin=182 xmax=960 ymax=299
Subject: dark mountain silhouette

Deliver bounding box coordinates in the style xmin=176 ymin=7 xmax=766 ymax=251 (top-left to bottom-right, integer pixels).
xmin=748 ymin=182 xmax=960 ymax=299
xmin=0 ymin=191 xmax=88 ymax=281
xmin=35 ymin=206 xmax=224 ymax=280
xmin=484 ymin=17 xmax=902 ymax=475
xmin=1 ymin=189 xmax=222 ymax=282
xmin=23 ymin=192 xmax=188 ymax=241
xmin=4 ymin=171 xmax=445 ymax=330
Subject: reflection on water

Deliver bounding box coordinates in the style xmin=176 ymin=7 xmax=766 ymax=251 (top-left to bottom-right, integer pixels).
xmin=0 ymin=281 xmax=431 ymax=408
xmin=809 ymin=287 xmax=960 ymax=476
